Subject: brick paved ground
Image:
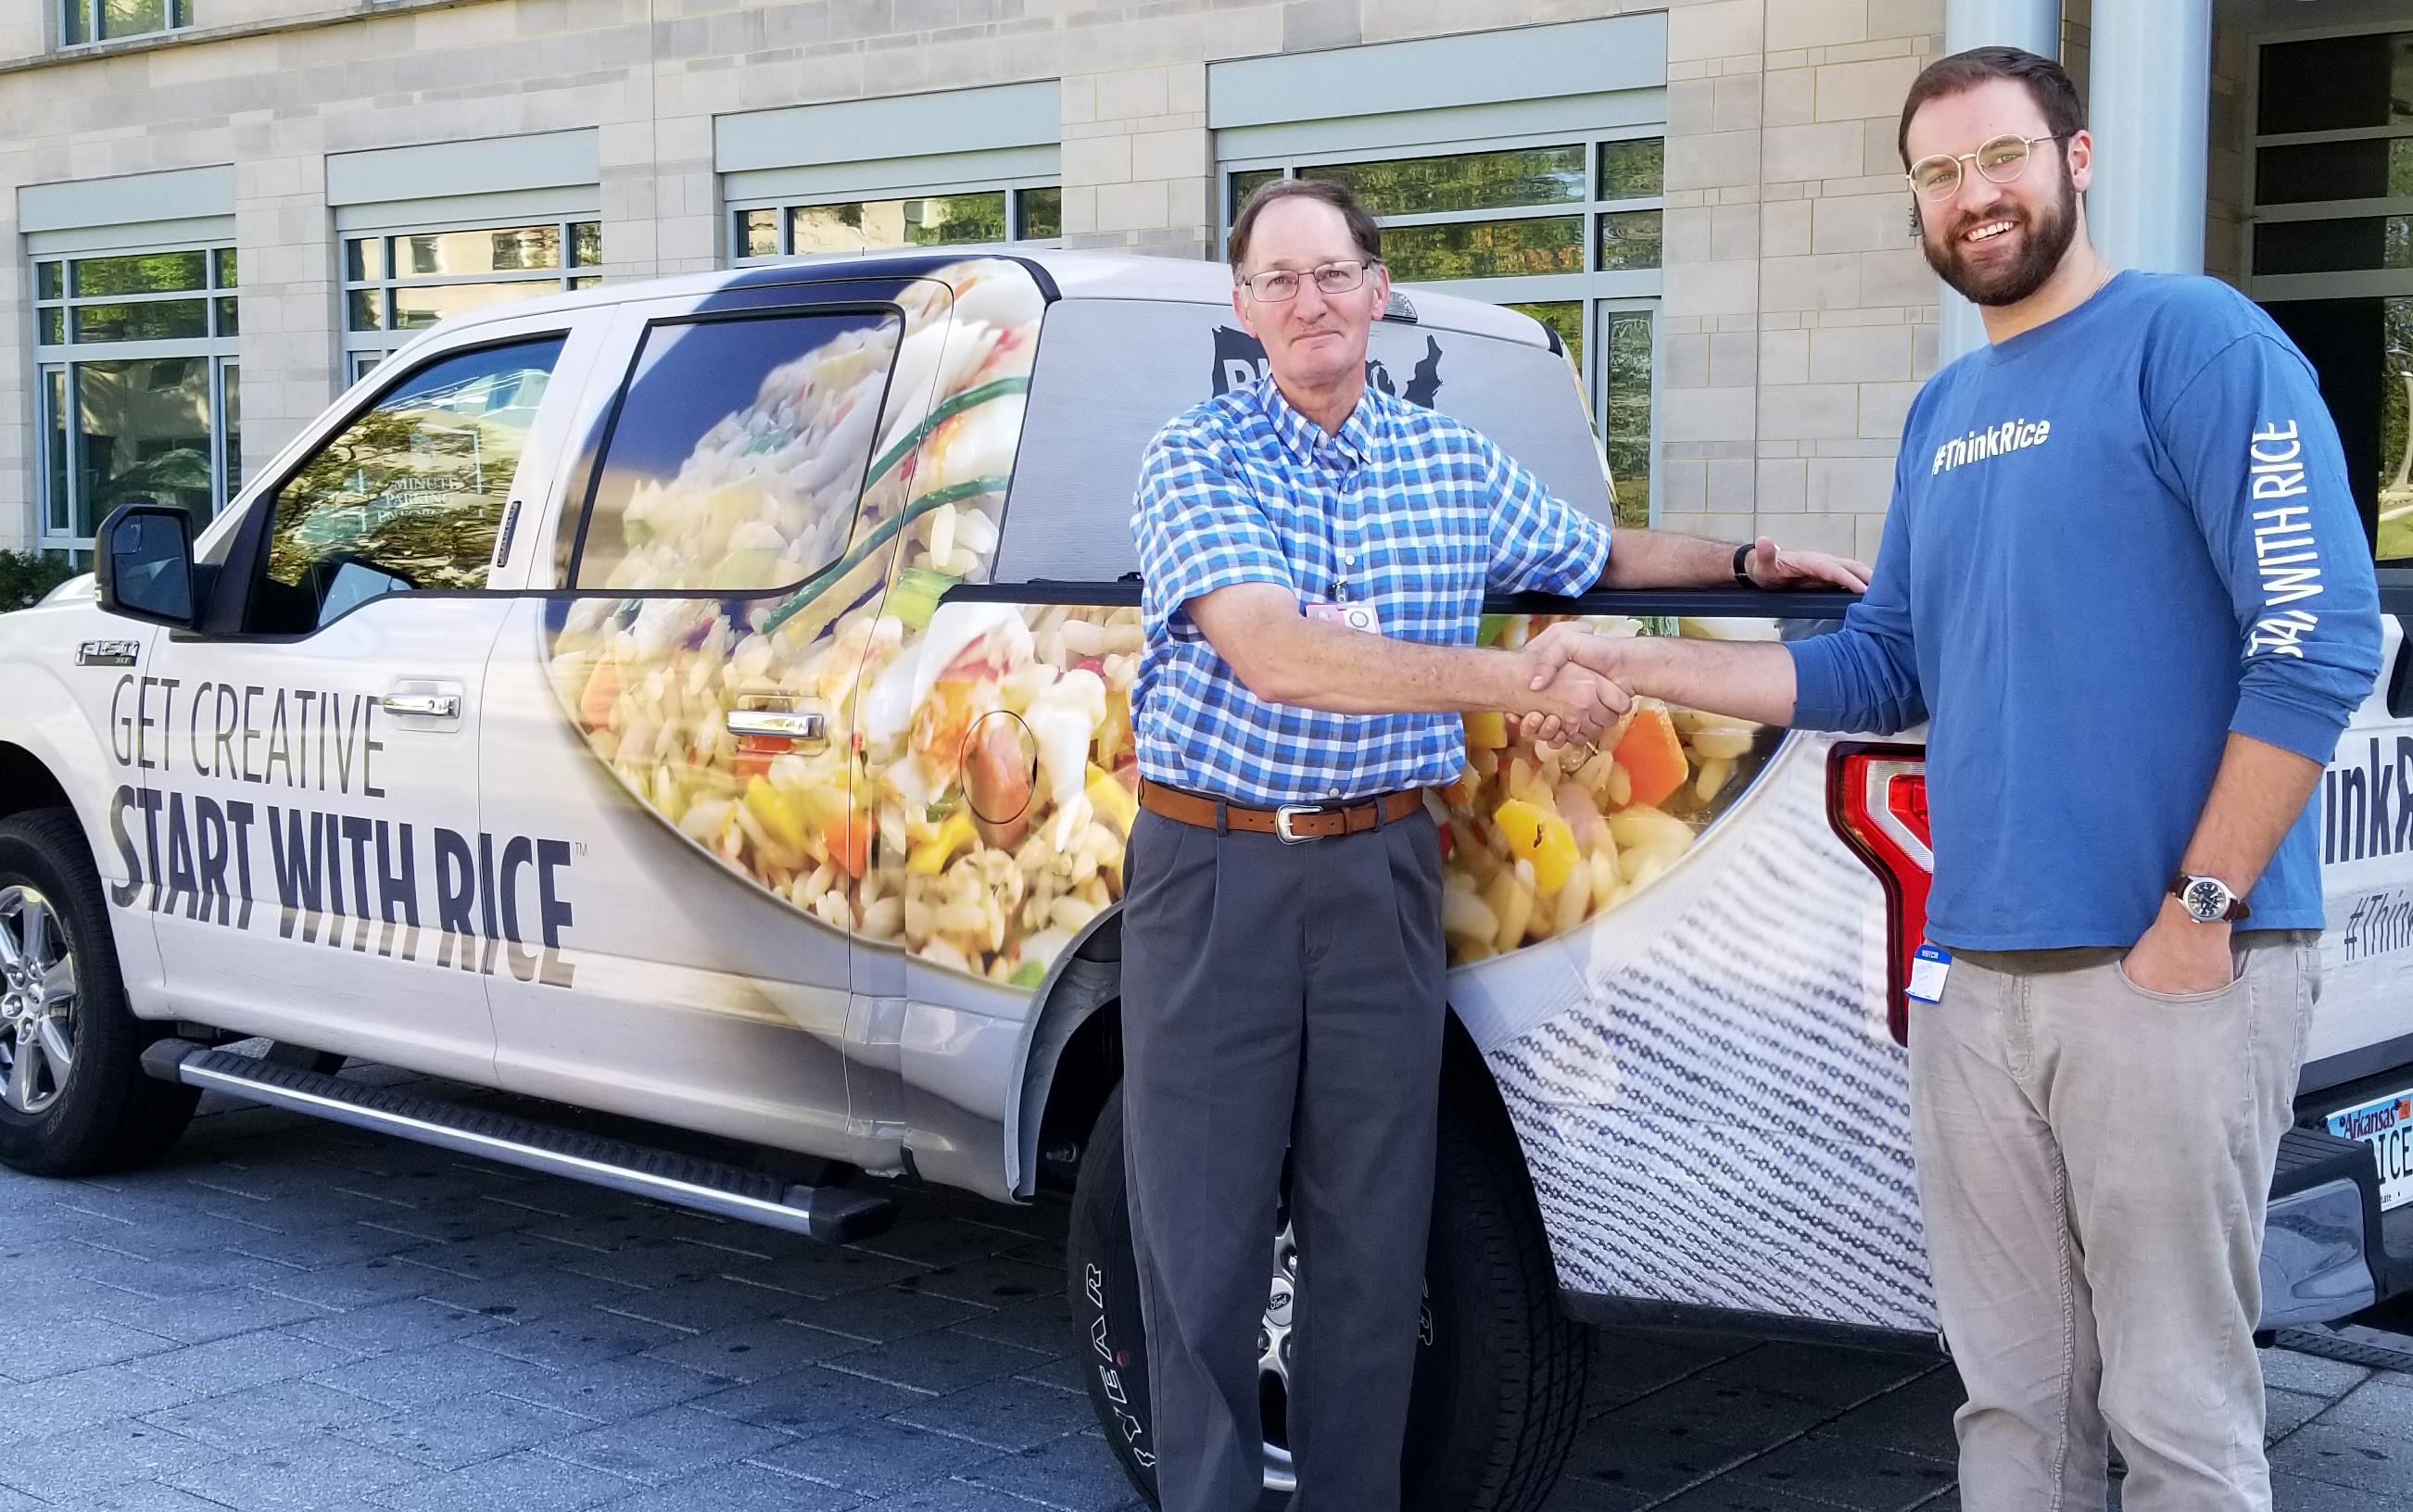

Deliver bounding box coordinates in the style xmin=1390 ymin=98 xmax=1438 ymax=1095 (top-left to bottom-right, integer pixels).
xmin=0 ymin=1073 xmax=2400 ymax=1512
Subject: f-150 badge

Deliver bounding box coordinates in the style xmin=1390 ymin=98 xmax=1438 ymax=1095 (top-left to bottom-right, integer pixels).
xmin=77 ymin=640 xmax=140 ymax=667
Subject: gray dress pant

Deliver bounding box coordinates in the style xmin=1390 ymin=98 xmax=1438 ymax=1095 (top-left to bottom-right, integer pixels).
xmin=1118 ymin=802 xmax=1448 ymax=1512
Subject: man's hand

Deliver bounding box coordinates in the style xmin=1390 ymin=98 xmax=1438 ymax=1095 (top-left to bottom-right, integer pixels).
xmin=2122 ymin=899 xmax=2238 ymax=995
xmin=1741 ymin=536 xmax=1871 ymax=593
xmin=1512 ymin=625 xmax=1629 ymax=745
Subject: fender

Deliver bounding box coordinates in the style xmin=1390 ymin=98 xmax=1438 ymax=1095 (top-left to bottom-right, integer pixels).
xmin=1007 ymin=901 xmax=1124 ymax=1198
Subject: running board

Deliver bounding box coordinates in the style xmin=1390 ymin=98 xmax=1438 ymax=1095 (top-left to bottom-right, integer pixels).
xmin=140 ymin=1040 xmax=895 ymax=1244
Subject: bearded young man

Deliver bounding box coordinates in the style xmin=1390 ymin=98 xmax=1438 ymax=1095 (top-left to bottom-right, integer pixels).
xmin=1528 ymin=46 xmax=2381 ymax=1512
xmin=1119 ymin=177 xmax=1868 ymax=1512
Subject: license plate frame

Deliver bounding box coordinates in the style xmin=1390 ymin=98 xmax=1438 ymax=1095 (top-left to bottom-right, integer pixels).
xmin=2326 ymin=1087 xmax=2413 ymax=1212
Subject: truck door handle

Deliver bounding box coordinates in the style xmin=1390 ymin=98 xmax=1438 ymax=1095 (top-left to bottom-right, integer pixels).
xmin=381 ymin=693 xmax=461 ymax=719
xmin=726 ymin=708 xmax=826 ymax=741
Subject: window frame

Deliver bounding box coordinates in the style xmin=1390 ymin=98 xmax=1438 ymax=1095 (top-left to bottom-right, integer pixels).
xmin=1219 ymin=126 xmax=1665 ymax=520
xmin=32 ymin=239 xmax=240 ymax=555
xmin=726 ymin=176 xmax=1065 ymax=267
xmin=2245 ymin=24 xmax=2413 ymax=302
xmin=339 ymin=215 xmax=601 ymax=384
xmin=60 ymin=0 xmax=191 ymax=47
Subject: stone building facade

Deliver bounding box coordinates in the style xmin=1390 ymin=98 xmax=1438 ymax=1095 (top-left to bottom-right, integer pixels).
xmin=4 ymin=1 xmax=2407 ymax=569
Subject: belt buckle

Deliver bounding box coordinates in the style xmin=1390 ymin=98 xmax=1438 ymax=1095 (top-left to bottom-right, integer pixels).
xmin=1274 ymin=804 xmax=1321 ymax=844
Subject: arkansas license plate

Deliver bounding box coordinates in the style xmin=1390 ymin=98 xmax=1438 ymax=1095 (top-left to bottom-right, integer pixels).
xmin=2327 ymin=1089 xmax=2413 ymax=1212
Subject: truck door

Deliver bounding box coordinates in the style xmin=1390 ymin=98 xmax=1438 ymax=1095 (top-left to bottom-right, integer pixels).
xmin=136 ymin=312 xmax=594 ymax=1080
xmin=477 ymin=274 xmax=947 ymax=1165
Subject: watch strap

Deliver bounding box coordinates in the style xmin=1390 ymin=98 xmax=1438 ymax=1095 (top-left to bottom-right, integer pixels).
xmin=1731 ymin=542 xmax=1754 ymax=588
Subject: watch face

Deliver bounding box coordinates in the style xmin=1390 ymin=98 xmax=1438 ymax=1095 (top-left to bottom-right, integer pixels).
xmin=2183 ymin=878 xmax=2230 ymax=921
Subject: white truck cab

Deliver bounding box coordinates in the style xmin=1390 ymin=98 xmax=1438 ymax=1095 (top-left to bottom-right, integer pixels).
xmin=1 ymin=251 xmax=2407 ymax=1512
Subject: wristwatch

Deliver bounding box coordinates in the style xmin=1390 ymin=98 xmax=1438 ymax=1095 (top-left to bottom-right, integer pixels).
xmin=1731 ymin=542 xmax=1755 ymax=588
xmin=2170 ymin=872 xmax=2251 ymax=924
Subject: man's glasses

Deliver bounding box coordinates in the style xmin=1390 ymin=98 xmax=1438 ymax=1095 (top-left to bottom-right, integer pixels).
xmin=1905 ymin=133 xmax=2067 ymax=200
xmin=1236 ymin=258 xmax=1380 ymax=303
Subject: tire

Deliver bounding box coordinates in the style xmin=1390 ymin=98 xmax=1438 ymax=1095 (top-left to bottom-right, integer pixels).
xmin=1068 ymin=1052 xmax=1590 ymax=1511
xmin=0 ymin=809 xmax=198 ymax=1177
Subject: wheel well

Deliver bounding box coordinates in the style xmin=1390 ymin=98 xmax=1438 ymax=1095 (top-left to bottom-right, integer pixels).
xmin=1032 ymin=978 xmax=1535 ymax=1206
xmin=0 ymin=744 xmax=69 ymax=825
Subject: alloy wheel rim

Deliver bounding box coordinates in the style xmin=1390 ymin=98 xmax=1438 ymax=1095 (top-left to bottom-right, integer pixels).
xmin=1253 ymin=1210 xmax=1434 ymax=1493
xmin=0 ymin=887 xmax=77 ymax=1116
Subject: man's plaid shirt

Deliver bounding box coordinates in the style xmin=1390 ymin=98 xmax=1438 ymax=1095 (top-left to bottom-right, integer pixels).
xmin=1131 ymin=374 xmax=1612 ymax=808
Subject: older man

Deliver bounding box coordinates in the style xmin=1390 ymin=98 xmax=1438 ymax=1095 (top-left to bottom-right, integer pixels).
xmin=1120 ymin=177 xmax=1867 ymax=1512
xmin=1531 ymin=48 xmax=2382 ymax=1512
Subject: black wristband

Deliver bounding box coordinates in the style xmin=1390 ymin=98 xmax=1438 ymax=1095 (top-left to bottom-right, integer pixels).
xmin=1731 ymin=542 xmax=1754 ymax=588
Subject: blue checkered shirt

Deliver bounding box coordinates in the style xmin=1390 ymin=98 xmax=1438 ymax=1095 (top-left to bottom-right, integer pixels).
xmin=1131 ymin=375 xmax=1612 ymax=808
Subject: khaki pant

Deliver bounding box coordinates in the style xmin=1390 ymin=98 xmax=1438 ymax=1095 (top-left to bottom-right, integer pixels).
xmin=1914 ymin=936 xmax=2319 ymax=1512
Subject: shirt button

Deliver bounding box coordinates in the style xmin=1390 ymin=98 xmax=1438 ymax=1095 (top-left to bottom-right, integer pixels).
xmin=1329 ymin=788 xmax=1341 ymax=798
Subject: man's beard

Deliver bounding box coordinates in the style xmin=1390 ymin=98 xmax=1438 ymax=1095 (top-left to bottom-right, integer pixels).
xmin=1923 ymin=163 xmax=2078 ymax=307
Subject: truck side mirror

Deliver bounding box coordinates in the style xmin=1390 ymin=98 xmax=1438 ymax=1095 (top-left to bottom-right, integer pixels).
xmin=95 ymin=504 xmax=198 ymax=629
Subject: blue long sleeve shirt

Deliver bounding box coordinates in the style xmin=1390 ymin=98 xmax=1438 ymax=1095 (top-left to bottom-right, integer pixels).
xmin=1788 ymin=271 xmax=2382 ymax=951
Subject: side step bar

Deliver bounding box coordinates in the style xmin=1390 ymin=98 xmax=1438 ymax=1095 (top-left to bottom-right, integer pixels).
xmin=141 ymin=1040 xmax=895 ymax=1244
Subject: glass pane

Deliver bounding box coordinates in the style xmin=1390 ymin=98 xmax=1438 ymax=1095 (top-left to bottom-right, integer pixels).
xmin=72 ymin=300 xmax=208 ymax=342
xmin=398 ymin=224 xmax=563 ymax=277
xmin=214 ymin=297 xmax=237 ymax=337
xmin=739 ymin=208 xmax=781 ymax=259
xmin=2381 ymin=297 xmax=2410 ymax=561
xmin=1507 ymin=301 xmax=1583 ymax=372
xmin=1304 ymin=146 xmax=1586 ymax=215
xmin=75 ymin=356 xmax=212 ymax=538
xmin=1602 ymin=309 xmax=1653 ymax=530
xmin=39 ymin=309 xmax=65 ymax=346
xmin=43 ymin=369 xmax=69 ymax=536
xmin=1229 ymin=169 xmax=1282 ymax=220
xmin=72 ymin=250 xmax=206 ymax=296
xmin=2257 ymin=31 xmax=2410 ymax=134
xmin=1598 ymin=138 xmax=1666 ymax=200
xmin=345 ymin=237 xmax=385 ymax=283
xmin=1598 ymin=209 xmax=1665 ymax=271
xmin=574 ymin=310 xmax=903 ymax=593
xmin=259 ymin=338 xmax=565 ymax=631
xmin=569 ymin=277 xmax=601 ymax=290
xmin=2255 ymin=139 xmax=2394 ymax=205
xmin=391 ymin=279 xmax=560 ymax=330
xmin=1017 ymin=186 xmax=1063 ymax=240
xmin=790 ymin=194 xmax=1007 ymax=254
xmin=347 ymin=290 xmax=383 ymax=332
xmin=351 ymin=353 xmax=384 ymax=384
xmin=35 ymin=261 xmax=62 ymax=300
xmin=65 ymin=2 xmax=92 ymax=45
xmin=1381 ymin=216 xmax=1584 ymax=280
xmin=96 ymin=0 xmax=171 ymax=41
xmin=212 ymin=248 xmax=236 ymax=288
xmin=571 ymin=221 xmax=601 ymax=267
xmin=221 ymin=361 xmax=241 ymax=496
xmin=2254 ymin=215 xmax=2412 ymax=275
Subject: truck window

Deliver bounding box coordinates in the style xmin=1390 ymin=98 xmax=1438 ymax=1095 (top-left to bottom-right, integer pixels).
xmin=248 ymin=336 xmax=565 ymax=634
xmin=567 ymin=309 xmax=903 ymax=594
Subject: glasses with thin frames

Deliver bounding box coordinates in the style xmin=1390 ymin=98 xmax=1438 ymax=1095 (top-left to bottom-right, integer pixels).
xmin=1237 ymin=258 xmax=1380 ymax=303
xmin=1905 ymin=133 xmax=2067 ymax=200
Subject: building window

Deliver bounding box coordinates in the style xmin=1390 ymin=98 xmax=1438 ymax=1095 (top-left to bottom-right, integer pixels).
xmin=341 ymin=219 xmax=600 ymax=383
xmin=63 ymin=0 xmax=191 ymax=45
xmin=730 ymin=183 xmax=1062 ymax=265
xmin=1223 ymin=134 xmax=1663 ymax=526
xmin=2250 ymin=28 xmax=2412 ymax=560
xmin=32 ymin=245 xmax=239 ymax=549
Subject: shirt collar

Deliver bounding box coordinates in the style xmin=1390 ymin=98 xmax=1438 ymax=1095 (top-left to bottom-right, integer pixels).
xmin=1254 ymin=375 xmax=1382 ymax=468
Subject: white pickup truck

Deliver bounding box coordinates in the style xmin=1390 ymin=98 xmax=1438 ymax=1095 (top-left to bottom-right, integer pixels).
xmin=0 ymin=251 xmax=2405 ymax=1512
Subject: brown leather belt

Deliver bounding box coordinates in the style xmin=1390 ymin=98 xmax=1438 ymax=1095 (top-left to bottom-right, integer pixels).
xmin=1137 ymin=778 xmax=1426 ymax=842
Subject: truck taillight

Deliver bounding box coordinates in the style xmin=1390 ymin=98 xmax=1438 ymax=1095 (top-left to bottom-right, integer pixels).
xmin=1828 ymin=745 xmax=1932 ymax=1045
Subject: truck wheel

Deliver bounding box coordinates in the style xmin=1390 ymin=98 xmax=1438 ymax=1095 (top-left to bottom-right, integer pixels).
xmin=0 ymin=810 xmax=197 ymax=1177
xmin=1068 ymin=1056 xmax=1589 ymax=1511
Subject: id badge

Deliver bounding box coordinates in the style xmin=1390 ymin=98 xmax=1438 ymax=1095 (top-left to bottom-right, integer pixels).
xmin=1906 ymin=943 xmax=1952 ymax=1004
xmin=1305 ymin=598 xmax=1383 ymax=635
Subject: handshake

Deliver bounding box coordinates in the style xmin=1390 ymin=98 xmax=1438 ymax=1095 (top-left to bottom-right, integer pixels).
xmin=1506 ymin=623 xmax=1642 ymax=748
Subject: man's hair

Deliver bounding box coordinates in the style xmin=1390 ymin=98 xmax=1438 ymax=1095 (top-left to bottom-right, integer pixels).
xmin=1897 ymin=46 xmax=2086 ymax=169
xmin=1226 ymin=178 xmax=1382 ymax=271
